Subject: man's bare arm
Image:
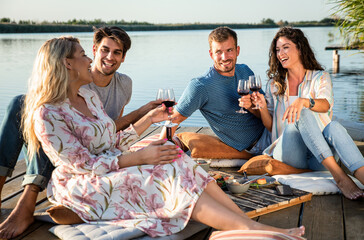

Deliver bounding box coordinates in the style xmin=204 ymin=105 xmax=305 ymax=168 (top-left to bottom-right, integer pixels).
xmin=114 ymin=100 xmax=162 ymax=131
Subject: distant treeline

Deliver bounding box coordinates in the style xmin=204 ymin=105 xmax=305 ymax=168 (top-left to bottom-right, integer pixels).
xmin=0 ymin=18 xmax=338 ymax=33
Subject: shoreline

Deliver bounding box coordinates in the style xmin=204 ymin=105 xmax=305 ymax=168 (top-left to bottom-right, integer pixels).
xmin=0 ymin=23 xmax=335 ymax=34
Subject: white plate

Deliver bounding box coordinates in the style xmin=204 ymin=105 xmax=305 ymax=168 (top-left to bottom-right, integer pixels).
xmin=246 ymin=175 xmax=276 ymax=187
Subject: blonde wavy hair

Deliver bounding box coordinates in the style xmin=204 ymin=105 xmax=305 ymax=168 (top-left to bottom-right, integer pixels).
xmin=22 ymin=36 xmax=80 ymax=161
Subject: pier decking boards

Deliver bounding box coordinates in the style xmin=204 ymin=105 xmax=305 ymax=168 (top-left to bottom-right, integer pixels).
xmin=1 ymin=126 xmax=364 ymax=240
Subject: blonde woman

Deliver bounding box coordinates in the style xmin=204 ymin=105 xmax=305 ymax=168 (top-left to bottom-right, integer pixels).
xmin=18 ymin=36 xmax=305 ymax=238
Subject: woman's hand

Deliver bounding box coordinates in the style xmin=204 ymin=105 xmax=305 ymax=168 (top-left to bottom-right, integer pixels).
xmin=139 ymin=139 xmax=182 ymax=165
xmin=283 ymin=97 xmax=308 ymax=123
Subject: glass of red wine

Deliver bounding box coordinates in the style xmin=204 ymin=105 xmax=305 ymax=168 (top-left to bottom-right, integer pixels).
xmin=236 ymin=79 xmax=250 ymax=114
xmin=249 ymin=75 xmax=262 ymax=110
xmin=156 ymin=88 xmax=177 ymax=127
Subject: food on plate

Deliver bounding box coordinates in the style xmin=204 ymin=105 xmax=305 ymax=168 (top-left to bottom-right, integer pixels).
xmin=211 ymin=173 xmax=233 ymax=189
xmin=256 ymin=178 xmax=267 ymax=185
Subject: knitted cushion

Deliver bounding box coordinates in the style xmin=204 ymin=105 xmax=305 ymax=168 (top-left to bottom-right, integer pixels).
xmin=176 ymin=132 xmax=252 ymax=159
xmin=238 ymin=155 xmax=311 ymax=176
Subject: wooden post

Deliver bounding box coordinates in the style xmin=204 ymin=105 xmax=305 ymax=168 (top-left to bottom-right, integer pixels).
xmin=333 ymin=50 xmax=340 ymax=73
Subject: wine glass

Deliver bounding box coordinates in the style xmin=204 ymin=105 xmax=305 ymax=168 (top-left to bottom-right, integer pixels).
xmin=236 ymin=79 xmax=250 ymax=114
xmin=249 ymin=75 xmax=262 ymax=110
xmin=155 ymin=88 xmax=178 ymax=127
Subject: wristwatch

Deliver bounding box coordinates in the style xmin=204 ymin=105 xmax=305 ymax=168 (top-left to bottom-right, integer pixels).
xmin=309 ymin=98 xmax=315 ymax=109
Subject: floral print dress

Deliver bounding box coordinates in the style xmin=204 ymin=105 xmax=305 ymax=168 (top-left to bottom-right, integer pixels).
xmin=34 ymin=88 xmax=214 ymax=237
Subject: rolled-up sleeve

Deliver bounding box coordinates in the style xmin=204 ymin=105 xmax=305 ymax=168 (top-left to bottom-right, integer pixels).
xmin=115 ymin=124 xmax=139 ymax=152
xmin=316 ymin=71 xmax=334 ymax=108
xmin=265 ymin=80 xmax=275 ymax=115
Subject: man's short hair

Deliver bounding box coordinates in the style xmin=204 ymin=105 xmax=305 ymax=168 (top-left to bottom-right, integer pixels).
xmin=93 ymin=26 xmax=131 ymax=57
xmin=208 ymin=26 xmax=237 ymax=48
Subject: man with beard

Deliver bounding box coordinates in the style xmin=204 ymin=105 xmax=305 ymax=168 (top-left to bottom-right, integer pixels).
xmin=0 ymin=26 xmax=161 ymax=239
xmin=164 ymin=26 xmax=268 ymax=158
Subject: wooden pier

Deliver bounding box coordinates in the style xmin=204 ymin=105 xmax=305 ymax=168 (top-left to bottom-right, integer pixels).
xmin=1 ymin=126 xmax=364 ymax=239
xmin=325 ymin=45 xmax=362 ymax=73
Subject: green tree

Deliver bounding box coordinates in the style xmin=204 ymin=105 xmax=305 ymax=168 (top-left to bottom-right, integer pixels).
xmin=0 ymin=17 xmax=11 ymax=23
xmin=261 ymin=18 xmax=276 ymax=25
xmin=330 ymin=0 xmax=363 ymax=49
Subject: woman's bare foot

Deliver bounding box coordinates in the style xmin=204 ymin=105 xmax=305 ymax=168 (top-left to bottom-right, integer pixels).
xmin=250 ymin=220 xmax=305 ymax=237
xmin=265 ymin=225 xmax=305 ymax=237
xmin=335 ymin=174 xmax=364 ymax=200
xmin=286 ymin=226 xmax=305 ymax=237
xmin=322 ymin=157 xmax=364 ymax=200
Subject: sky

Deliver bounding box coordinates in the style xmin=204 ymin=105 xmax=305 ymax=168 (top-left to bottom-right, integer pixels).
xmin=0 ymin=0 xmax=336 ymax=24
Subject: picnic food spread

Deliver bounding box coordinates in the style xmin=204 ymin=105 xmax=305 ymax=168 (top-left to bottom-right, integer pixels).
xmin=210 ymin=171 xmax=274 ymax=192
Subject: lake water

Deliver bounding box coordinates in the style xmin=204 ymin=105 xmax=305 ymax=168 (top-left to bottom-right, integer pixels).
xmin=0 ymin=27 xmax=363 ymax=127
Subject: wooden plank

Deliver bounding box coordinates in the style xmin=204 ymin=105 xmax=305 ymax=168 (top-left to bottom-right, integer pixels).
xmin=342 ymin=197 xmax=364 ymax=239
xmin=186 ymin=227 xmax=212 ymax=240
xmin=325 ymin=45 xmax=361 ymax=50
xmin=15 ymin=222 xmax=57 ymax=240
xmin=139 ymin=126 xmax=161 ymax=139
xmin=1 ymin=175 xmax=24 ymax=202
xmin=176 ymin=126 xmax=203 ymax=134
xmin=257 ymin=204 xmax=302 ymax=229
xmin=301 ymin=195 xmax=344 ymax=240
xmin=6 ymin=159 xmax=27 ymax=181
xmin=196 ymin=127 xmax=215 ymax=136
xmin=1 ymin=159 xmax=27 ymax=201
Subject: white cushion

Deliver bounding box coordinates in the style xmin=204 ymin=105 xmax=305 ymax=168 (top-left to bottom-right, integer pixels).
xmin=49 ymin=221 xmax=208 ymax=240
xmin=194 ymin=158 xmax=247 ymax=168
xmin=273 ymin=171 xmax=364 ymax=195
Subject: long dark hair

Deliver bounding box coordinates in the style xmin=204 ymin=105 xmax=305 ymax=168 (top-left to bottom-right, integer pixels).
xmin=267 ymin=27 xmax=324 ymax=95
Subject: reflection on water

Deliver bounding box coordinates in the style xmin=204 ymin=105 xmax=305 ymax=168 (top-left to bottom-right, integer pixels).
xmin=0 ymin=28 xmax=363 ymax=127
xmin=331 ymin=70 xmax=364 ymax=123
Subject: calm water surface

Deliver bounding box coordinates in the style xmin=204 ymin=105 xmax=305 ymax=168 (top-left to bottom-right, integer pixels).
xmin=0 ymin=27 xmax=363 ymax=127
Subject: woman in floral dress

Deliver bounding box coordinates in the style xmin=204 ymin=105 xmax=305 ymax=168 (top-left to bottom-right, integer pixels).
xmin=21 ymin=36 xmax=305 ymax=237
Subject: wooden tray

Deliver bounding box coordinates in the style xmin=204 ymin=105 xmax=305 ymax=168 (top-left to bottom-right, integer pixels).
xmin=210 ymin=170 xmax=312 ymax=218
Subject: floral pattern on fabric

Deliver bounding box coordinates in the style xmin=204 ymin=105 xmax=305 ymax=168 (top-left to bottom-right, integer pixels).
xmin=34 ymin=88 xmax=214 ymax=237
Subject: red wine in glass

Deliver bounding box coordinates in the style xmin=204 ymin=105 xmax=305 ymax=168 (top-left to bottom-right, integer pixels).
xmin=237 ymin=79 xmax=249 ymax=113
xmin=166 ymin=126 xmax=174 ymax=143
xmin=155 ymin=88 xmax=178 ymax=127
xmin=249 ymin=86 xmax=261 ymax=92
xmin=162 ymin=100 xmax=175 ymax=108
xmin=238 ymin=90 xmax=250 ymax=96
xmin=249 ymin=75 xmax=262 ymax=109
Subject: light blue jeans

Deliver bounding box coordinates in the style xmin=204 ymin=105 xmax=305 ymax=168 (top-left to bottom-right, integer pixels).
xmin=273 ymin=109 xmax=364 ymax=174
